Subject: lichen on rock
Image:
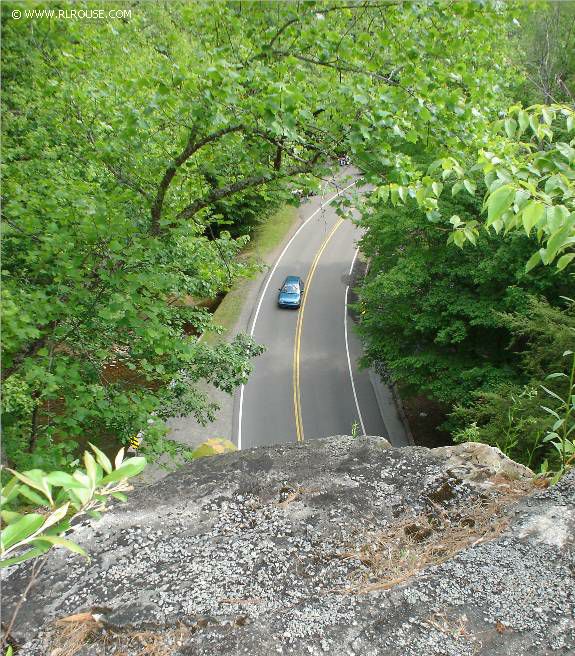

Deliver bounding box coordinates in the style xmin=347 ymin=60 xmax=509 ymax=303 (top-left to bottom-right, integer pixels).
xmin=3 ymin=436 xmax=574 ymax=655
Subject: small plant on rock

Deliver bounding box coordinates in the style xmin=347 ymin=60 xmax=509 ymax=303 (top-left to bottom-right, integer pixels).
xmin=540 ymin=350 xmax=575 ymax=483
xmin=0 ymin=444 xmax=146 ymax=568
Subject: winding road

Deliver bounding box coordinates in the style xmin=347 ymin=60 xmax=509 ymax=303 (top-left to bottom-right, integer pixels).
xmin=235 ymin=173 xmax=408 ymax=450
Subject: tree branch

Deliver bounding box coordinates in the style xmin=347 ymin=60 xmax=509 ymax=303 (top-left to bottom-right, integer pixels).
xmin=102 ymin=160 xmax=151 ymax=201
xmin=1 ymin=321 xmax=58 ymax=383
xmin=1 ymin=555 xmax=48 ymax=650
xmin=150 ymin=124 xmax=244 ymax=235
xmin=268 ymin=17 xmax=300 ymax=50
xmin=176 ymin=154 xmax=322 ymax=222
xmin=271 ymin=49 xmax=401 ymax=88
xmin=246 ymin=1 xmax=385 ymax=66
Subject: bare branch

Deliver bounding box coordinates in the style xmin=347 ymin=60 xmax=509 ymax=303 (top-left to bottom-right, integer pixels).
xmin=1 ymin=556 xmax=49 ymax=650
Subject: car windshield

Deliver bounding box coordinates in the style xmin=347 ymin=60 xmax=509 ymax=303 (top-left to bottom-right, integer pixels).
xmin=283 ymin=284 xmax=299 ymax=293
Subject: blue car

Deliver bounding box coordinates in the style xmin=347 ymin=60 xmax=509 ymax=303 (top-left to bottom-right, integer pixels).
xmin=278 ymin=275 xmax=304 ymax=308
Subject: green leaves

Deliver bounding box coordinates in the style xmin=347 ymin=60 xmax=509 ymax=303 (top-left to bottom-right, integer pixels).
xmin=44 ymin=472 xmax=86 ymax=489
xmin=525 ymin=250 xmax=541 ymax=273
xmin=557 ymin=253 xmax=575 ymax=271
xmin=487 ymin=185 xmax=515 ymax=225
xmin=30 ymin=535 xmax=88 ymax=559
xmin=376 ymin=105 xmax=573 ymax=273
xmin=521 ymin=201 xmax=545 ymax=236
xmin=463 ymin=179 xmax=476 ymax=196
xmin=2 ymin=0 xmax=572 ymax=511
xmin=83 ymin=451 xmax=98 ymax=491
xmin=451 ymin=179 xmax=477 ymax=196
xmin=452 ymin=230 xmax=466 ymax=248
xmin=539 ymin=351 xmax=575 ymax=478
xmin=0 ymin=514 xmax=44 ymax=552
xmin=446 ymin=105 xmax=575 ymax=270
xmin=546 ymin=224 xmax=574 ymax=262
xmin=357 ymin=168 xmax=571 ymax=409
xmin=517 ymin=110 xmax=529 ymax=135
xmin=0 ymin=545 xmax=52 ymax=569
xmin=1 ymin=446 xmax=145 ymax=568
xmin=100 ymin=457 xmax=146 ymax=484
xmin=504 ymin=117 xmax=517 ymax=139
xmin=2 ymin=0 xmax=538 ymax=473
xmin=88 ymin=442 xmax=113 ymax=474
xmin=432 ymin=182 xmax=443 ymax=198
xmin=2 ymin=3 xmax=291 ymax=470
xmin=8 ymin=469 xmax=53 ymax=506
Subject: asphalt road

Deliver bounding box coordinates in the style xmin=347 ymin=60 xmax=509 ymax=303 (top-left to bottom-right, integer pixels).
xmin=237 ymin=175 xmax=394 ymax=449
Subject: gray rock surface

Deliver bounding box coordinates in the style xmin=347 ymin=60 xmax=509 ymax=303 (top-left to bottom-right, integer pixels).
xmin=3 ymin=436 xmax=574 ymax=655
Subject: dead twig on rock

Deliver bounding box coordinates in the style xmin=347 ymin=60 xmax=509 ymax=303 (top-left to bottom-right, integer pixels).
xmin=337 ymin=476 xmax=532 ymax=594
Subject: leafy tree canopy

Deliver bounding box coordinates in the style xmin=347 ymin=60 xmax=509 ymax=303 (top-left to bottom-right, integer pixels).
xmin=0 ymin=0 xmax=545 ymax=469
xmin=363 ymin=104 xmax=575 ymax=270
xmin=357 ymin=190 xmax=570 ymax=405
xmin=352 ymin=0 xmax=574 ymax=475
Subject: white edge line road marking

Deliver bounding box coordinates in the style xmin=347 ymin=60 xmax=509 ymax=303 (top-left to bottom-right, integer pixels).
xmin=345 ymin=247 xmax=366 ymax=436
xmin=237 ymin=179 xmax=358 ymax=449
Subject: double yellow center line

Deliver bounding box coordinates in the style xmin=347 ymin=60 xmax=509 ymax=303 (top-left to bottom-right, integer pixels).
xmin=292 ymin=218 xmax=344 ymax=442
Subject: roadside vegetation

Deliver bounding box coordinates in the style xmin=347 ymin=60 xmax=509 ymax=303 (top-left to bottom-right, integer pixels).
xmin=354 ymin=1 xmax=575 ymax=477
xmin=1 ymin=1 xmax=574 ymax=485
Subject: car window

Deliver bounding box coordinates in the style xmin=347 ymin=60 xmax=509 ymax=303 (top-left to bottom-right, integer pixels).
xmin=283 ymin=284 xmax=299 ymax=293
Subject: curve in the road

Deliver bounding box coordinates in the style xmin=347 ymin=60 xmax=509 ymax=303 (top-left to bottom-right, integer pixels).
xmin=344 ymin=247 xmax=366 ymax=436
xmin=293 ymin=217 xmax=344 ymax=442
xmin=237 ymin=180 xmax=357 ymax=449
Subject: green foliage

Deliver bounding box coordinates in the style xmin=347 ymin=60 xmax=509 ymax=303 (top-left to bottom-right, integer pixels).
xmin=451 ymin=385 xmax=549 ymax=469
xmin=476 ymin=105 xmax=575 ymax=270
xmin=366 ymin=105 xmax=575 ymax=271
xmin=451 ymin=348 xmax=575 ymax=481
xmin=540 ymin=350 xmax=575 ymax=479
xmin=209 ymin=185 xmax=296 ymax=240
xmin=512 ymin=1 xmax=575 ymax=105
xmin=357 ymin=190 xmax=569 ymax=406
xmin=5 ymin=0 xmax=565 ymax=479
xmin=501 ymin=295 xmax=575 ymax=379
xmin=1 ymin=0 xmax=521 ymax=469
xmin=352 ymin=6 xmax=574 ymax=476
xmin=448 ymin=297 xmax=575 ymax=470
xmin=0 ymin=445 xmax=145 ymax=568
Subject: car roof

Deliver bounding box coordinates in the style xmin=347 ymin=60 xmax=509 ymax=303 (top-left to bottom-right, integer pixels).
xmin=284 ymin=275 xmax=301 ymax=283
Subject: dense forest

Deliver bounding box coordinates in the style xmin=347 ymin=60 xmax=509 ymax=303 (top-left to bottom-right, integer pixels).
xmin=1 ymin=0 xmax=574 ymax=479
xmin=355 ymin=1 xmax=575 ymax=472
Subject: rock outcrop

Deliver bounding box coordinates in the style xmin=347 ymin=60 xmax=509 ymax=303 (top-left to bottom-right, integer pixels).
xmin=3 ymin=436 xmax=574 ymax=655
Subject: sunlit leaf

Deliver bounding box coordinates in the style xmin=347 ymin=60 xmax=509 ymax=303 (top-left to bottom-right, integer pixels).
xmin=487 ymin=185 xmax=515 ymax=225
xmin=1 ymin=513 xmax=44 ymax=551
xmin=100 ymin=456 xmax=146 ymax=484
xmin=89 ymin=442 xmax=113 ymax=474
xmin=31 ymin=535 xmax=88 ymax=559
